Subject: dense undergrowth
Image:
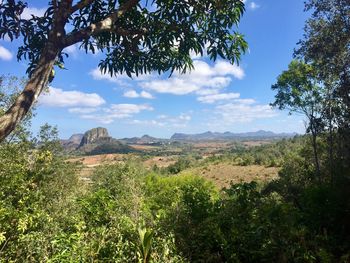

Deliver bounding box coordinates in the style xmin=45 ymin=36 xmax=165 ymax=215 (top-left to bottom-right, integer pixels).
xmin=1 ymin=130 xmax=349 ymax=262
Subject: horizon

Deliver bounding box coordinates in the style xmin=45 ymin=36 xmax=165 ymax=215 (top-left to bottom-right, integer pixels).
xmin=0 ymin=0 xmax=309 ymax=138
xmin=64 ymin=127 xmax=300 ymax=140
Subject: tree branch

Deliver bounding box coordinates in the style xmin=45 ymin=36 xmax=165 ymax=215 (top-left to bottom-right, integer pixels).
xmin=70 ymin=0 xmax=96 ymax=14
xmin=63 ymin=0 xmax=140 ymax=47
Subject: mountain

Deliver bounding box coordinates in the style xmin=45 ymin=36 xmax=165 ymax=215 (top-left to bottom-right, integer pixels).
xmin=79 ymin=127 xmax=112 ymax=147
xmin=170 ymin=130 xmax=297 ymax=141
xmin=60 ymin=133 xmax=84 ymax=151
xmin=77 ymin=127 xmax=135 ymax=155
xmin=61 ymin=127 xmax=135 ymax=155
xmin=120 ymin=134 xmax=168 ymax=145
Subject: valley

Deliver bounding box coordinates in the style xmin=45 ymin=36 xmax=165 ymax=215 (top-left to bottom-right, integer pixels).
xmin=66 ymin=127 xmax=288 ymax=188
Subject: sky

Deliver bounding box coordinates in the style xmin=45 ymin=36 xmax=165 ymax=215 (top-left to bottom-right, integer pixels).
xmin=0 ymin=0 xmax=310 ymax=139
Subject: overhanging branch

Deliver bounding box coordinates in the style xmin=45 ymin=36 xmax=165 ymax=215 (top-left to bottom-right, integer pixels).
xmin=63 ymin=0 xmax=140 ymax=47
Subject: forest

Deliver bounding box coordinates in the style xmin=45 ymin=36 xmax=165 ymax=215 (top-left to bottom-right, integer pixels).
xmin=0 ymin=0 xmax=350 ymax=262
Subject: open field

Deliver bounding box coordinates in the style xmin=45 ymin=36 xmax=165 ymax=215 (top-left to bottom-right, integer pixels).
xmin=182 ymin=163 xmax=279 ymax=188
xmin=69 ymin=147 xmax=280 ymax=188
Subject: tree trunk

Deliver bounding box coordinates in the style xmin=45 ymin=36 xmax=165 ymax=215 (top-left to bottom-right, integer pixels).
xmin=311 ymin=129 xmax=321 ymax=180
xmin=0 ymin=43 xmax=59 ymax=142
xmin=328 ymin=110 xmax=334 ymax=185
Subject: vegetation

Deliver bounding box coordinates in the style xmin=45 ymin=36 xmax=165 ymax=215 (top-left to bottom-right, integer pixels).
xmin=1 ymin=130 xmax=349 ymax=262
xmin=0 ymin=0 xmax=349 ymax=262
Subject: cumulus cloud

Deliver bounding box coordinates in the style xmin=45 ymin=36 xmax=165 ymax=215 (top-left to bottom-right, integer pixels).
xmin=140 ymin=91 xmax=154 ymax=99
xmin=90 ymin=59 xmax=244 ymax=97
xmin=215 ymin=100 xmax=277 ymax=123
xmin=124 ymin=90 xmax=154 ymax=99
xmin=68 ymin=107 xmax=99 ymax=114
xmin=40 ymin=87 xmax=106 ymax=107
xmin=132 ymin=113 xmax=192 ymax=128
xmin=78 ymin=104 xmax=154 ymax=124
xmin=197 ymin=92 xmax=240 ymax=104
xmin=141 ymin=60 xmax=244 ymax=95
xmin=0 ymin=46 xmax=13 ymax=60
xmin=21 ymin=7 xmax=46 ymax=19
xmin=90 ymin=68 xmax=127 ymax=82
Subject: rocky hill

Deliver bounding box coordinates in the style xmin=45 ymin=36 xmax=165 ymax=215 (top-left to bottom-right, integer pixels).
xmin=60 ymin=133 xmax=84 ymax=151
xmin=61 ymin=127 xmax=135 ymax=155
xmin=79 ymin=127 xmax=113 ymax=147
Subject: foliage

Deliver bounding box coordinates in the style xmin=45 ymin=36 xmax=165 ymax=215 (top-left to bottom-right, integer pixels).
xmin=1 ymin=126 xmax=350 ymax=262
xmin=0 ymin=128 xmax=80 ymax=261
xmin=167 ymin=157 xmax=192 ymax=174
xmin=295 ymin=0 xmax=350 ymax=170
xmin=0 ymin=0 xmax=248 ymax=77
xmin=138 ymin=227 xmax=154 ymax=263
xmin=271 ymin=60 xmax=324 ymax=174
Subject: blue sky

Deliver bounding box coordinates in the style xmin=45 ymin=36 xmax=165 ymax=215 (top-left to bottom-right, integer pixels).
xmin=0 ymin=0 xmax=309 ymax=139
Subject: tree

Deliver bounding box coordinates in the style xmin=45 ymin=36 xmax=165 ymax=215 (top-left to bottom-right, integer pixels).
xmin=0 ymin=75 xmax=34 ymax=142
xmin=0 ymin=0 xmax=248 ymax=141
xmin=295 ymin=0 xmax=350 ymax=169
xmin=271 ymin=60 xmax=324 ymax=176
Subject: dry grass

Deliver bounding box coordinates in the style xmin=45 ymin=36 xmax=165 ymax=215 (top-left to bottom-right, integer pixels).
xmin=143 ymin=156 xmax=177 ymax=168
xmin=185 ymin=163 xmax=279 ymax=188
xmin=128 ymin=144 xmax=161 ymax=151
xmin=68 ymin=148 xmax=280 ymax=189
xmin=68 ymin=153 xmax=126 ymax=166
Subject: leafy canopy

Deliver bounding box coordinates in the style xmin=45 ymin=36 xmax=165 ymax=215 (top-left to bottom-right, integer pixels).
xmin=0 ymin=0 xmax=248 ymax=77
xmin=271 ymin=60 xmax=324 ymax=118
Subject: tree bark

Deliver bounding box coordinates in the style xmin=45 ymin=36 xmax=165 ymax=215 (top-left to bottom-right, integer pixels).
xmin=0 ymin=43 xmax=60 ymax=142
xmin=311 ymin=128 xmax=321 ymax=180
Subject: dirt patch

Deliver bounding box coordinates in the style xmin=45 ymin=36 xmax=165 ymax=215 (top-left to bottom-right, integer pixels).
xmin=128 ymin=144 xmax=161 ymax=151
xmin=143 ymin=156 xmax=177 ymax=168
xmin=187 ymin=163 xmax=279 ymax=188
xmin=68 ymin=153 xmax=126 ymax=166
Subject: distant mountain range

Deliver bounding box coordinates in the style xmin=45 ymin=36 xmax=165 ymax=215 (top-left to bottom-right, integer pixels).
xmin=61 ymin=128 xmax=298 ymax=155
xmin=170 ymin=130 xmax=297 ymax=141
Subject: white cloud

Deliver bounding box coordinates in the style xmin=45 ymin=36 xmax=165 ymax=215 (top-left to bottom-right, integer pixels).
xmin=90 ymin=68 xmax=135 ymax=88
xmin=249 ymin=2 xmax=260 ymax=10
xmin=215 ymin=100 xmax=277 ymax=123
xmin=132 ymin=113 xmax=192 ymax=128
xmin=123 ymin=90 xmax=154 ymax=99
xmin=141 ymin=78 xmax=201 ymax=95
xmin=141 ymin=60 xmax=244 ymax=95
xmin=21 ymin=7 xmax=46 ymax=19
xmin=91 ymin=60 xmax=244 ymax=96
xmin=131 ymin=119 xmax=167 ymax=127
xmin=90 ymin=68 xmax=127 ymax=82
xmin=140 ymin=91 xmax=154 ymax=99
xmin=68 ymin=107 xmax=99 ymax=114
xmin=178 ymin=113 xmax=191 ymax=121
xmin=108 ymin=104 xmax=153 ymax=116
xmin=40 ymin=87 xmax=105 ymax=107
xmin=123 ymin=90 xmax=139 ymax=98
xmin=197 ymin=92 xmax=240 ymax=104
xmin=0 ymin=46 xmax=13 ymax=61
xmin=78 ymin=104 xmax=153 ymax=124
xmin=90 ymin=59 xmax=244 ymax=97
xmin=214 ymin=61 xmax=245 ymax=79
